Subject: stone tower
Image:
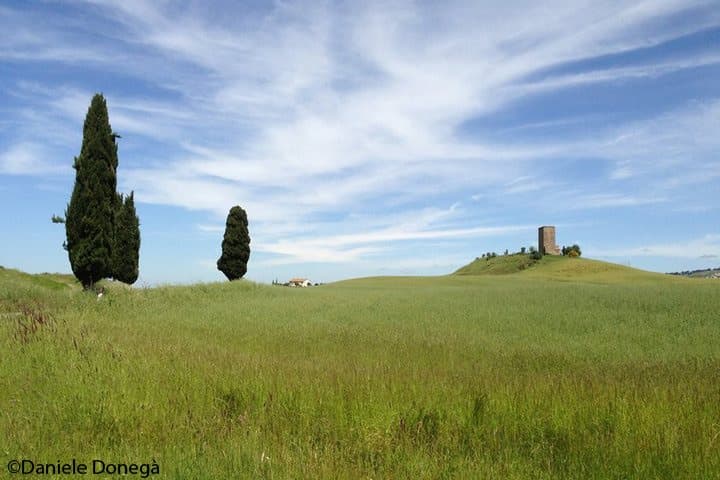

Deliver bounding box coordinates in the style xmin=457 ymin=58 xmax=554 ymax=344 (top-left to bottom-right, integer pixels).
xmin=538 ymin=226 xmax=561 ymax=255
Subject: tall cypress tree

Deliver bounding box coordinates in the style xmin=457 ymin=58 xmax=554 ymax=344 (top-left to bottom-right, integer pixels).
xmin=65 ymin=94 xmax=119 ymax=290
xmin=113 ymin=192 xmax=141 ymax=284
xmin=217 ymin=206 xmax=251 ymax=281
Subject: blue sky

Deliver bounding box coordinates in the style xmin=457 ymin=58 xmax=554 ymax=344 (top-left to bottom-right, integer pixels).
xmin=1 ymin=0 xmax=719 ymax=285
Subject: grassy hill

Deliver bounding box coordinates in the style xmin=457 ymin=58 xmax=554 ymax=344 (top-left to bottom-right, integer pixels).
xmin=0 ymin=266 xmax=79 ymax=312
xmin=1 ymin=263 xmax=719 ymax=478
xmin=453 ymin=252 xmax=539 ymax=275
xmin=0 ymin=265 xmax=77 ymax=291
xmin=454 ymin=253 xmax=673 ymax=283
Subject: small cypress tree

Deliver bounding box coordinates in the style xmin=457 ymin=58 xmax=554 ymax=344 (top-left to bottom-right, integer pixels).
xmin=113 ymin=192 xmax=141 ymax=284
xmin=65 ymin=94 xmax=119 ymax=289
xmin=217 ymin=206 xmax=251 ymax=281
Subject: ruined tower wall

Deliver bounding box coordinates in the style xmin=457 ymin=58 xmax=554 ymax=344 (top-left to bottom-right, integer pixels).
xmin=538 ymin=226 xmax=561 ymax=255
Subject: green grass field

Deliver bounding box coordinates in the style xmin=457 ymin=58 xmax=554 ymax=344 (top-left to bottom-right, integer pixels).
xmin=1 ymin=258 xmax=719 ymax=479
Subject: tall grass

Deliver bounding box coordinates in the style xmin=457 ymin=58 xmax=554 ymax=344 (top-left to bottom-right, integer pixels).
xmin=1 ymin=267 xmax=719 ymax=478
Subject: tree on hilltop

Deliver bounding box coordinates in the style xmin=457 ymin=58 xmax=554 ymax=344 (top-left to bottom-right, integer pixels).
xmin=217 ymin=206 xmax=251 ymax=281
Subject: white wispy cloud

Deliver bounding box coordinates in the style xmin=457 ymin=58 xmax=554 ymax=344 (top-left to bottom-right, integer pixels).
xmin=570 ymin=193 xmax=667 ymax=209
xmin=592 ymin=234 xmax=720 ymax=259
xmin=513 ymin=53 xmax=720 ymax=97
xmin=591 ymin=100 xmax=720 ymax=182
xmin=256 ymin=223 xmax=533 ymax=264
xmin=0 ymin=143 xmax=64 ymax=176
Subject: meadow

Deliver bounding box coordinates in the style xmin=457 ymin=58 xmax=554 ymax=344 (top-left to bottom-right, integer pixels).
xmin=1 ymin=258 xmax=719 ymax=479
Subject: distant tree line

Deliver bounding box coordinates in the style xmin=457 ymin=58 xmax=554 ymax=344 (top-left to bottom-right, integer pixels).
xmin=479 ymin=245 xmax=543 ymax=260
xmin=477 ymin=243 xmax=582 ymax=263
xmin=668 ymin=267 xmax=720 ymax=276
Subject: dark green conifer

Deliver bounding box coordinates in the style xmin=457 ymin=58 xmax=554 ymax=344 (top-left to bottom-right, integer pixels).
xmin=113 ymin=192 xmax=141 ymax=284
xmin=217 ymin=206 xmax=251 ymax=281
xmin=65 ymin=94 xmax=119 ymax=289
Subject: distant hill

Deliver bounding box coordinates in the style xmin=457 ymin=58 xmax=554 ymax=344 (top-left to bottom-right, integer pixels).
xmin=668 ymin=267 xmax=720 ymax=279
xmin=0 ymin=266 xmax=79 ymax=312
xmin=453 ymin=254 xmax=673 ymax=283
xmin=0 ymin=265 xmax=78 ymax=291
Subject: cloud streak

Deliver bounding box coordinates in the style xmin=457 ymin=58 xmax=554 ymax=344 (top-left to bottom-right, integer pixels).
xmin=0 ymin=143 xmax=64 ymax=176
xmin=592 ymin=234 xmax=720 ymax=259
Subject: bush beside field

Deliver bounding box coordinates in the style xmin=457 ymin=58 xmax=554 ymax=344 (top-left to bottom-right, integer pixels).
xmin=1 ymin=262 xmax=719 ymax=478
